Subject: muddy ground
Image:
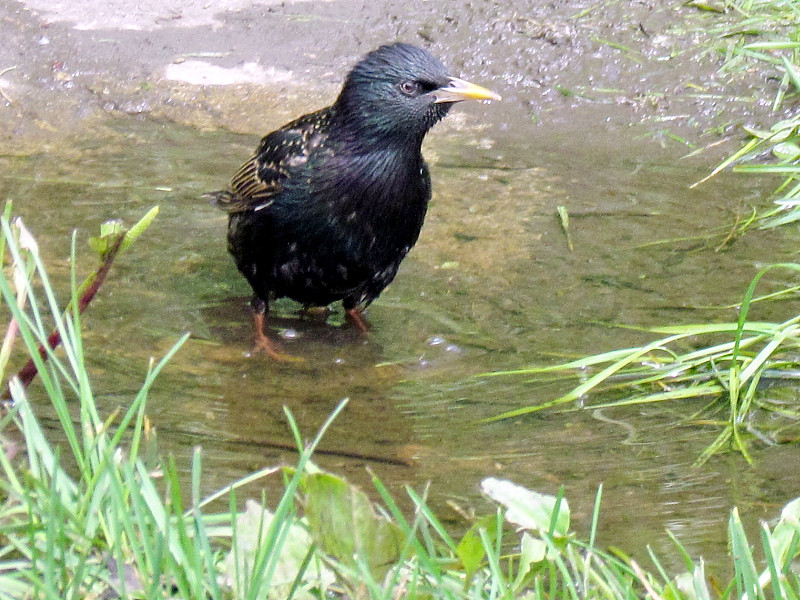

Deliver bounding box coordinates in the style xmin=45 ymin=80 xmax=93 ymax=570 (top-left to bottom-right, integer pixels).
xmin=0 ymin=0 xmax=778 ymax=153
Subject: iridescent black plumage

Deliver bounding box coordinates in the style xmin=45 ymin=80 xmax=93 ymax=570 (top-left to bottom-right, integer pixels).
xmin=208 ymin=43 xmax=499 ymax=358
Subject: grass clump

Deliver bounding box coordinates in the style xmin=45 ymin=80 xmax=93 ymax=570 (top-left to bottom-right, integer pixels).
xmin=695 ymin=0 xmax=800 ymax=232
xmin=481 ymin=261 xmax=800 ymax=466
xmin=708 ymin=0 xmax=800 ymax=111
xmin=695 ymin=114 xmax=800 ymax=232
xmin=0 ymin=209 xmax=348 ymax=599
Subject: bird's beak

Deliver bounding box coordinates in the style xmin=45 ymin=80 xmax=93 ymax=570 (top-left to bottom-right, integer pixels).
xmin=432 ymin=77 xmax=502 ymax=104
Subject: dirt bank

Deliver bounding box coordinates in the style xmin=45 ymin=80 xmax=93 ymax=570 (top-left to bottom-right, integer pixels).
xmin=0 ymin=0 xmax=779 ymax=152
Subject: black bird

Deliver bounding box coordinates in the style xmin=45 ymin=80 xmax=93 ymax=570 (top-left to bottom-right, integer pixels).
xmin=208 ymin=43 xmax=500 ymax=359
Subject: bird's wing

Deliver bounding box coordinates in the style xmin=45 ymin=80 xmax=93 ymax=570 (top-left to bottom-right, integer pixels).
xmin=214 ymin=108 xmax=333 ymax=213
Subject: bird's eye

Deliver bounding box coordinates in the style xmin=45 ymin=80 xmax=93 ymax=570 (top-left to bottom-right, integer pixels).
xmin=400 ymin=80 xmax=421 ymax=96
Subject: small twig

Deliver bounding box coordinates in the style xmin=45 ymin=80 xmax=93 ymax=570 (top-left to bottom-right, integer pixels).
xmin=390 ymin=569 xmax=409 ymax=600
xmin=6 ymin=234 xmax=125 ymax=397
xmin=631 ymin=559 xmax=666 ymax=600
xmin=255 ymin=438 xmax=414 ymax=467
xmin=715 ymin=211 xmax=742 ymax=252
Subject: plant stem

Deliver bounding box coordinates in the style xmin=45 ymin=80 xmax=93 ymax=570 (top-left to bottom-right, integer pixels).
xmin=7 ymin=233 xmax=125 ymax=395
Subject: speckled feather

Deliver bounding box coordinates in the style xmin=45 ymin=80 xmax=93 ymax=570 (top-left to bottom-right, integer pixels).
xmin=208 ymin=43 xmax=483 ymax=320
xmin=214 ymin=109 xmax=333 ymax=212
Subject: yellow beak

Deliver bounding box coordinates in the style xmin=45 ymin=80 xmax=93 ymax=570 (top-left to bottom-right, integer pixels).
xmin=433 ymin=77 xmax=502 ymax=104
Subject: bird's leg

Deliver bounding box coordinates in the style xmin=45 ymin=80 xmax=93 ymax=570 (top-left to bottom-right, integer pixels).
xmin=345 ymin=307 xmax=371 ymax=334
xmin=252 ymin=311 xmax=283 ymax=359
xmin=251 ymin=297 xmax=303 ymax=362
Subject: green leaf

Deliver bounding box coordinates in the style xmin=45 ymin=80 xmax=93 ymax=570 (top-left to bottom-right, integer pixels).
xmin=772 ymin=142 xmax=800 ymax=161
xmin=481 ymin=478 xmax=570 ymax=537
xmin=88 ymin=206 xmax=159 ymax=258
xmin=519 ymin=531 xmax=547 ymax=567
xmin=663 ymin=572 xmax=698 ymax=600
xmin=301 ymin=471 xmax=405 ymax=580
xmin=120 ymin=205 xmax=159 ymax=252
xmin=766 ymin=497 xmax=800 ymax=569
xmin=729 ymin=507 xmax=760 ymax=599
xmin=220 ymin=499 xmax=334 ymax=599
xmin=741 ymin=125 xmax=773 ymax=140
xmin=88 ymin=220 xmax=124 ymax=257
xmin=780 ymin=497 xmax=800 ymax=522
xmin=687 ymin=0 xmax=726 ymax=12
xmin=456 ymin=515 xmax=496 ymax=579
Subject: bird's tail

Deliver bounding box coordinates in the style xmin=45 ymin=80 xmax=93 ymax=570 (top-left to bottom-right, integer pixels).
xmin=203 ymin=190 xmax=238 ymax=212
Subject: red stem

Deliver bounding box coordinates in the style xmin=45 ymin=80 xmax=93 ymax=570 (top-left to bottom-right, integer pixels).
xmin=8 ymin=235 xmax=125 ymax=396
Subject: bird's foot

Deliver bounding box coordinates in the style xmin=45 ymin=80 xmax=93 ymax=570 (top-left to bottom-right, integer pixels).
xmin=252 ymin=331 xmax=305 ymax=362
xmin=345 ymin=308 xmax=371 ymax=334
xmin=252 ymin=311 xmax=305 ymax=362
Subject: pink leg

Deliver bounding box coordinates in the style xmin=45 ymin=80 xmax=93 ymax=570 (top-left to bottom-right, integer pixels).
xmin=252 ymin=311 xmax=304 ymax=362
xmin=345 ymin=307 xmax=370 ymax=334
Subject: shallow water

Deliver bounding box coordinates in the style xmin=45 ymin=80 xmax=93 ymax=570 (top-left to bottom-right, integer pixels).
xmin=3 ymin=104 xmax=800 ymax=571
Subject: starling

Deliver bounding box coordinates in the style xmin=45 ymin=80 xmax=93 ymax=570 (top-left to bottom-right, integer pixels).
xmin=208 ymin=43 xmax=500 ymax=359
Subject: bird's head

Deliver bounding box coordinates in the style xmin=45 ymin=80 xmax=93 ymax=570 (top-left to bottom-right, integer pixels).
xmin=335 ymin=43 xmax=500 ymax=148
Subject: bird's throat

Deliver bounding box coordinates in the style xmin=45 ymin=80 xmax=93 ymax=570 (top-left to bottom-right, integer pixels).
xmin=310 ymin=142 xmax=429 ymax=252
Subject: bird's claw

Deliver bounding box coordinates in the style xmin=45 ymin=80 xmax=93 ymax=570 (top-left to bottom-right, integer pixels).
xmin=253 ymin=332 xmax=305 ymax=363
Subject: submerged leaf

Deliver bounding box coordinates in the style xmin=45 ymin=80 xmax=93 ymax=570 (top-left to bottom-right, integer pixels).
xmin=772 ymin=141 xmax=800 ymax=161
xmin=687 ymin=0 xmax=726 ymax=12
xmin=557 ymin=205 xmax=574 ymax=251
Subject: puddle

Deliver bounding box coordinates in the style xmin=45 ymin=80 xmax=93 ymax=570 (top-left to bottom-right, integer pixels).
xmin=3 ymin=107 xmax=800 ymax=572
